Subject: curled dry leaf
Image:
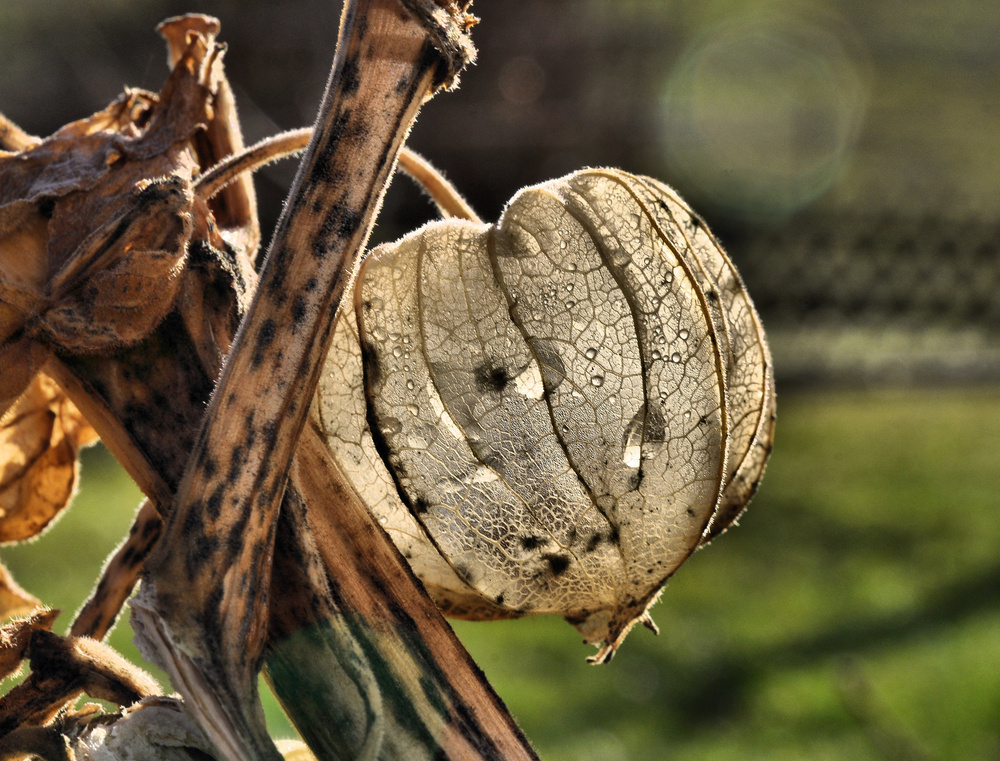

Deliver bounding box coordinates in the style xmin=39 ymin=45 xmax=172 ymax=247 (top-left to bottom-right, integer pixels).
xmin=0 ymin=608 xmax=59 ymax=682
xmin=26 ymin=630 xmax=161 ymax=708
xmin=0 ymin=14 xmax=257 ymax=630
xmin=317 ymin=168 xmax=774 ymax=661
xmin=0 ymin=625 xmax=161 ymax=736
xmin=0 ymin=16 xmax=243 ymax=411
xmin=0 ymin=563 xmax=41 ymax=622
xmin=0 ymin=374 xmax=97 ymax=545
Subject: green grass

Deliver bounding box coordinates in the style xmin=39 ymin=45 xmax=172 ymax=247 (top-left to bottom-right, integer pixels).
xmin=4 ymin=388 xmax=999 ymax=759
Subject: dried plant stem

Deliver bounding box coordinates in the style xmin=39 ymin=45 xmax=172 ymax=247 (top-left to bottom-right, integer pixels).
xmin=197 ymin=128 xmax=482 ymax=223
xmin=5 ymin=3 xmax=535 ymax=758
xmin=194 ymin=128 xmax=312 ymax=201
xmin=70 ymin=499 xmax=160 ymax=640
xmin=71 ymin=130 xmax=481 ymax=657
xmin=398 ymin=145 xmax=482 ymax=222
xmin=126 ymin=1 xmax=535 ymax=760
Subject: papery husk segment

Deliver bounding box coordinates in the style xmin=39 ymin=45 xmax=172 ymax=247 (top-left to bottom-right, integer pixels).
xmin=626 ymin=175 xmax=775 ymax=540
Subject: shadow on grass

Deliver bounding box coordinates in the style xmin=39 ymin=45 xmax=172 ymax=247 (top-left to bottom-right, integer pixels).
xmin=669 ymin=558 xmax=1000 ymax=725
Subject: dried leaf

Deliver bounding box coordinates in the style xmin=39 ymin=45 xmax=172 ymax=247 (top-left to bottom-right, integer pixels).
xmin=158 ymin=15 xmax=260 ymax=255
xmin=0 ymin=338 xmax=47 ymax=423
xmin=0 ymin=112 xmax=40 ymax=153
xmin=38 ymin=177 xmax=194 ymax=354
xmin=0 ymin=627 xmax=161 ymax=736
xmin=0 ymin=16 xmax=250 ymax=366
xmin=0 ymin=373 xmax=97 ymax=544
xmin=0 ymin=564 xmax=42 ymax=622
xmin=0 ymin=608 xmax=58 ymax=681
xmin=0 ymin=20 xmax=258 ymax=632
xmin=318 ymin=168 xmax=773 ymax=660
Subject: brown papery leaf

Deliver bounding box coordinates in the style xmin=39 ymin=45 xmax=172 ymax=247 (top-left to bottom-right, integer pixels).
xmin=38 ymin=177 xmax=194 ymax=354
xmin=0 ymin=563 xmax=42 ymax=622
xmin=0 ymin=21 xmax=233 ymax=362
xmin=0 ymin=607 xmax=58 ymax=681
xmin=0 ymin=373 xmax=97 ymax=544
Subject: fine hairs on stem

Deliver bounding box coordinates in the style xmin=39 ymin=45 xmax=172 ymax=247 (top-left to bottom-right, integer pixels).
xmin=196 ymin=127 xmax=481 ymax=223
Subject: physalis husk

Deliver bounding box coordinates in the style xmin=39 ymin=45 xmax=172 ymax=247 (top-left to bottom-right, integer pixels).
xmin=315 ymin=169 xmax=774 ymax=662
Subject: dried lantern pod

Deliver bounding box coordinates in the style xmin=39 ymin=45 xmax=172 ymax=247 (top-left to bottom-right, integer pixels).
xmin=316 ymin=168 xmax=774 ymax=662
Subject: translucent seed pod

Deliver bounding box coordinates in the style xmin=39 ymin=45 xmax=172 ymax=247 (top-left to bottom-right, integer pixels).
xmin=314 ymin=169 xmax=774 ymax=662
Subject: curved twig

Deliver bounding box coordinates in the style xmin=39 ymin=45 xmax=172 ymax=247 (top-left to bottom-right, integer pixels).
xmin=196 ymin=128 xmax=481 ymax=223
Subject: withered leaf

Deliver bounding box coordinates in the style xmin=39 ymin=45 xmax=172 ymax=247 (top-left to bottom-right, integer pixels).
xmin=0 ymin=14 xmax=259 ymax=654
xmin=159 ymin=15 xmax=260 ymax=255
xmin=0 ymin=113 xmax=40 ymax=153
xmin=38 ymin=177 xmax=194 ymax=354
xmin=0 ymin=626 xmax=161 ymax=736
xmin=0 ymin=18 xmax=236 ymax=377
xmin=0 ymin=608 xmax=58 ymax=681
xmin=0 ymin=373 xmax=97 ymax=544
xmin=0 ymin=564 xmax=43 ymax=622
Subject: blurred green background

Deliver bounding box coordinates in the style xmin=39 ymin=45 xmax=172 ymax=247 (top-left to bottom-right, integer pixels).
xmin=3 ymin=1 xmax=999 ymax=759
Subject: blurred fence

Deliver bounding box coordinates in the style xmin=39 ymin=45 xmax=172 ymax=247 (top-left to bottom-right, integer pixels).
xmin=731 ymin=211 xmax=1000 ymax=387
xmin=2 ymin=0 xmax=997 ymax=390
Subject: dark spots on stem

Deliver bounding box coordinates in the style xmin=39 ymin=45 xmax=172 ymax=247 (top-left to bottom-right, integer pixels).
xmin=291 ymin=295 xmax=307 ymax=330
xmin=205 ymin=487 xmax=224 ymax=521
xmin=227 ymin=439 xmax=246 ymax=480
xmin=314 ymin=108 xmax=352 ymax=172
xmin=141 ymin=517 xmax=161 ymax=540
xmin=340 ymin=53 xmax=361 ymax=95
xmin=226 ymin=507 xmax=251 ymax=557
xmin=251 ymin=318 xmax=277 ymax=369
xmin=202 ymin=456 xmax=217 ymax=479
